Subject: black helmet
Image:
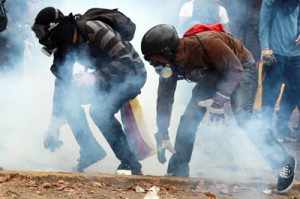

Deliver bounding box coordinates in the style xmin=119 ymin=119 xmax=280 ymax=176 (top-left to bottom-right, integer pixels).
xmin=141 ymin=24 xmax=179 ymax=62
xmin=32 ymin=7 xmax=64 ymax=39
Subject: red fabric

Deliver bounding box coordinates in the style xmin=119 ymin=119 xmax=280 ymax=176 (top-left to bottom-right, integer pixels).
xmin=121 ymin=101 xmax=152 ymax=160
xmin=183 ymin=23 xmax=226 ymax=37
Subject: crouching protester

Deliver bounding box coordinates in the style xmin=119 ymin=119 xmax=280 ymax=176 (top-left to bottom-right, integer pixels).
xmin=141 ymin=24 xmax=297 ymax=193
xmin=32 ymin=7 xmax=146 ymax=175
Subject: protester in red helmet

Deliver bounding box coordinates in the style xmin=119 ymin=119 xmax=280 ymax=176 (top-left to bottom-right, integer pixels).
xmin=32 ymin=7 xmax=146 ymax=175
xmin=141 ymin=24 xmax=296 ymax=193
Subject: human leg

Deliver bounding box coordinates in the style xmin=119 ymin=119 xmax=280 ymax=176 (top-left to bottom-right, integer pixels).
xmin=167 ymin=83 xmax=214 ymax=177
xmin=275 ymin=55 xmax=300 ymax=141
xmin=63 ymin=85 xmax=106 ymax=172
xmin=89 ymin=77 xmax=145 ymax=175
xmin=262 ymin=54 xmax=285 ymax=125
xmin=232 ymin=64 xmax=296 ymax=193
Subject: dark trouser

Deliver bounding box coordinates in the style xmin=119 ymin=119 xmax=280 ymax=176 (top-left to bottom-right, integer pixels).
xmin=53 ymin=78 xmax=106 ymax=159
xmin=167 ymin=55 xmax=291 ymax=177
xmin=89 ymin=73 xmax=146 ymax=169
xmin=272 ymin=55 xmax=300 ymax=135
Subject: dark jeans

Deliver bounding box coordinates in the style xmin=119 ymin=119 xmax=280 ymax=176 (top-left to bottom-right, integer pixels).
xmin=268 ymin=55 xmax=300 ymax=135
xmin=89 ymin=73 xmax=147 ymax=169
xmin=167 ymin=55 xmax=291 ymax=177
xmin=53 ymin=79 xmax=106 ymax=158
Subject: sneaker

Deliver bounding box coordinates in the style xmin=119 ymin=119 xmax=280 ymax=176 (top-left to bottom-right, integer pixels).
xmin=277 ymin=157 xmax=297 ymax=193
xmin=73 ymin=149 xmax=106 ymax=172
xmin=276 ymin=134 xmax=297 ymax=143
xmin=116 ymin=162 xmax=143 ymax=175
xmin=165 ymin=173 xmax=175 ymax=177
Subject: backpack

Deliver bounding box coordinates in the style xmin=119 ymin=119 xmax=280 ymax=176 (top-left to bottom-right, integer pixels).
xmin=0 ymin=0 xmax=7 ymax=32
xmin=75 ymin=8 xmax=136 ymax=41
xmin=183 ymin=23 xmax=226 ymax=37
xmin=183 ymin=23 xmax=227 ymax=72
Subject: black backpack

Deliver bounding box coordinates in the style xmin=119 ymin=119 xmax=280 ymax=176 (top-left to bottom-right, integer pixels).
xmin=75 ymin=8 xmax=136 ymax=41
xmin=0 ymin=0 xmax=7 ymax=32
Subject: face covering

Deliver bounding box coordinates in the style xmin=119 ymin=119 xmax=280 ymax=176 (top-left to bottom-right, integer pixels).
xmin=38 ymin=28 xmax=58 ymax=56
xmin=155 ymin=64 xmax=173 ymax=78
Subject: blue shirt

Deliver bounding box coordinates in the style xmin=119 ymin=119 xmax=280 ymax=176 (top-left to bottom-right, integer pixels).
xmin=259 ymin=0 xmax=300 ymax=56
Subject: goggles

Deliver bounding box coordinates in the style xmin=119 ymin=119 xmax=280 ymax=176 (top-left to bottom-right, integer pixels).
xmin=31 ymin=22 xmax=59 ymax=39
xmin=31 ymin=24 xmax=48 ymax=39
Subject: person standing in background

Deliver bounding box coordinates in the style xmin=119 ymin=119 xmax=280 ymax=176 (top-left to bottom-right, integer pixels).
xmin=259 ymin=0 xmax=300 ymax=142
xmin=178 ymin=0 xmax=230 ymax=36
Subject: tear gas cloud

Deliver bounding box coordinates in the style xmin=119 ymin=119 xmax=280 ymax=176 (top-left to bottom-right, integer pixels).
xmin=0 ymin=0 xmax=282 ymax=185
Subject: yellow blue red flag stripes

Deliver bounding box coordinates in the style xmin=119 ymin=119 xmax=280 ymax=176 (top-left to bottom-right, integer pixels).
xmin=120 ymin=97 xmax=155 ymax=161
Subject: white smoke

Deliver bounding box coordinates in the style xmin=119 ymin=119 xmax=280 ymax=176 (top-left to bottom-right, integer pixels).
xmin=0 ymin=0 xmax=284 ymax=189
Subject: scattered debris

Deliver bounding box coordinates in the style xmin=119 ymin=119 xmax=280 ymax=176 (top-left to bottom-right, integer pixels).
xmin=135 ymin=186 xmax=145 ymax=193
xmin=263 ymin=189 xmax=272 ymax=195
xmin=203 ymin=192 xmax=217 ymax=199
xmin=217 ymin=184 xmax=229 ymax=194
xmin=0 ymin=174 xmax=11 ymax=183
xmin=144 ymin=186 xmax=160 ymax=199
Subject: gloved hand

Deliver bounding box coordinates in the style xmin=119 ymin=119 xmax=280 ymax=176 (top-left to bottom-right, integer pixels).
xmin=72 ymin=72 xmax=97 ymax=87
xmin=261 ymin=49 xmax=277 ymax=66
xmin=44 ymin=116 xmax=65 ymax=152
xmin=155 ymin=132 xmax=176 ymax=164
xmin=198 ymin=92 xmax=229 ymax=124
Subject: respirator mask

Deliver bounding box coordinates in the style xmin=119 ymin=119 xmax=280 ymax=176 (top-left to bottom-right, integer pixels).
xmin=32 ymin=22 xmax=59 ymax=57
xmin=154 ymin=64 xmax=173 ymax=79
xmin=148 ymin=59 xmax=174 ymax=79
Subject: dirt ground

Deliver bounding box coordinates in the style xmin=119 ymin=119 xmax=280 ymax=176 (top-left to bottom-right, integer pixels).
xmin=0 ymin=171 xmax=299 ymax=199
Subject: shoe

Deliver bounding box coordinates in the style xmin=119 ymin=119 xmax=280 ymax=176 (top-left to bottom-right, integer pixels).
xmin=165 ymin=173 xmax=175 ymax=177
xmin=73 ymin=149 xmax=106 ymax=172
xmin=167 ymin=163 xmax=190 ymax=177
xmin=276 ymin=134 xmax=297 ymax=143
xmin=116 ymin=162 xmax=143 ymax=175
xmin=277 ymin=157 xmax=297 ymax=193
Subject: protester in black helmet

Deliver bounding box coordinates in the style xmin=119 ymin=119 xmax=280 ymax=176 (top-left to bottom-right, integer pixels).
xmin=32 ymin=7 xmax=146 ymax=175
xmin=141 ymin=24 xmax=296 ymax=193
xmin=32 ymin=7 xmax=106 ymax=172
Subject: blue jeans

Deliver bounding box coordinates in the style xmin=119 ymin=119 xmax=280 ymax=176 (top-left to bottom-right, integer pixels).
xmin=167 ymin=55 xmax=291 ymax=177
xmin=267 ymin=55 xmax=300 ymax=135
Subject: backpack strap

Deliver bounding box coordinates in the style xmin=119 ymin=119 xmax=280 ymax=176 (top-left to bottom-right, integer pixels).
xmin=192 ymin=35 xmax=213 ymax=66
xmin=74 ymin=14 xmax=89 ymax=42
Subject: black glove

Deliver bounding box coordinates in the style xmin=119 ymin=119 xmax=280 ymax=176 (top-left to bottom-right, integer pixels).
xmin=155 ymin=132 xmax=176 ymax=164
xmin=261 ymin=49 xmax=277 ymax=66
xmin=43 ymin=116 xmax=65 ymax=152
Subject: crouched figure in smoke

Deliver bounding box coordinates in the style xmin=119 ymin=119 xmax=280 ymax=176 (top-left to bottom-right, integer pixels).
xmin=31 ymin=7 xmax=146 ymax=175
xmin=141 ymin=24 xmax=297 ymax=193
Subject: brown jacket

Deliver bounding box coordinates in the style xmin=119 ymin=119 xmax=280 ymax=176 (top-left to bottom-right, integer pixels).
xmin=156 ymin=31 xmax=253 ymax=131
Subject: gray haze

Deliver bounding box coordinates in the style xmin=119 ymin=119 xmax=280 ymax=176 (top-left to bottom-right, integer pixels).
xmin=0 ymin=0 xmax=277 ymax=186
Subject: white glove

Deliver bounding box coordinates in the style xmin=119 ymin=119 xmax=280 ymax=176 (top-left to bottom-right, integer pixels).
xmin=198 ymin=92 xmax=229 ymax=123
xmin=155 ymin=132 xmax=176 ymax=164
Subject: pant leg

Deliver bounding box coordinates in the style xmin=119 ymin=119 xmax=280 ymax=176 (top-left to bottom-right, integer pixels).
xmin=167 ymin=82 xmax=215 ymax=177
xmin=89 ymin=74 xmax=145 ymax=170
xmin=275 ymin=55 xmax=300 ymax=135
xmin=231 ymin=64 xmax=290 ymax=169
xmin=262 ymin=54 xmax=285 ymax=125
xmin=61 ymin=84 xmax=106 ymax=160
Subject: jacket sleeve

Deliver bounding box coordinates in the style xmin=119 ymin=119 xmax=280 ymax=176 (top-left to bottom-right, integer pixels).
xmin=50 ymin=49 xmax=74 ymax=82
xmin=156 ymin=75 xmax=177 ymax=132
xmin=205 ymin=38 xmax=244 ymax=97
xmin=259 ymin=0 xmax=274 ymax=50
